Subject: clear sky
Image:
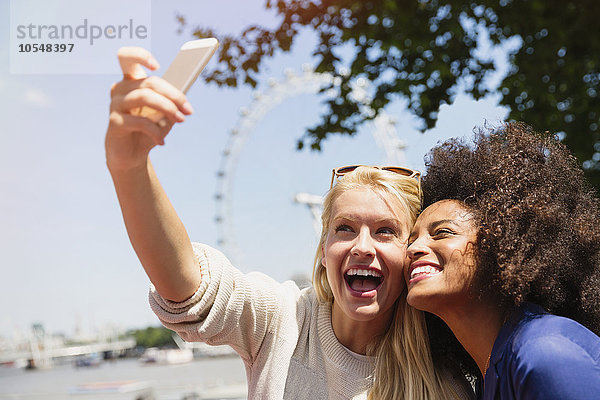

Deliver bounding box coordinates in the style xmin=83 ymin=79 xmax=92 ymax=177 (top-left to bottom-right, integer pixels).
xmin=0 ymin=0 xmax=510 ymax=337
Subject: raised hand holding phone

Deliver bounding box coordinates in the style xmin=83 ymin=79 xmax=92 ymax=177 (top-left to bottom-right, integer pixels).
xmin=105 ymin=41 xmax=220 ymax=302
xmin=106 ymin=39 xmax=218 ymax=171
xmin=137 ymin=38 xmax=219 ymax=127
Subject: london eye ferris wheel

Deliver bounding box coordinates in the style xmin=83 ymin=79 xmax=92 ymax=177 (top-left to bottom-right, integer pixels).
xmin=213 ymin=66 xmax=408 ymax=279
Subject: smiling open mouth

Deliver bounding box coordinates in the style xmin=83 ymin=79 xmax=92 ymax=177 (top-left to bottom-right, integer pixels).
xmin=344 ymin=268 xmax=383 ymax=292
xmin=409 ymin=265 xmax=442 ymax=281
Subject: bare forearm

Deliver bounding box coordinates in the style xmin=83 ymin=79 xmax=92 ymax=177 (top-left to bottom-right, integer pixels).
xmin=106 ymin=47 xmax=198 ymax=301
xmin=109 ymin=158 xmax=201 ymax=302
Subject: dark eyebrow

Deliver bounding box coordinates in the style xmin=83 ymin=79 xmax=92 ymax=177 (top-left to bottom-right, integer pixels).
xmin=409 ymin=219 xmax=459 ymax=239
xmin=430 ymin=219 xmax=461 ymax=230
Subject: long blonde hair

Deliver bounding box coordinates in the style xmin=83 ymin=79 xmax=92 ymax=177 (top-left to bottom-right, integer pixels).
xmin=312 ymin=167 xmax=462 ymax=399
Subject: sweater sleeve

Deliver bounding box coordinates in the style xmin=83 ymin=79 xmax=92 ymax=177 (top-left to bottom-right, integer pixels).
xmin=148 ymin=242 xmax=302 ymax=363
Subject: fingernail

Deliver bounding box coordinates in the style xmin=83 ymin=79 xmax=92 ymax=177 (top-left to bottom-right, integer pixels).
xmin=175 ymin=111 xmax=185 ymax=122
xmin=182 ymin=101 xmax=194 ymax=114
xmin=158 ymin=118 xmax=168 ymax=128
xmin=148 ymin=57 xmax=159 ymax=69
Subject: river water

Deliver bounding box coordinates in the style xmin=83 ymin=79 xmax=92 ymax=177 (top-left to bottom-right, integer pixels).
xmin=0 ymin=356 xmax=247 ymax=400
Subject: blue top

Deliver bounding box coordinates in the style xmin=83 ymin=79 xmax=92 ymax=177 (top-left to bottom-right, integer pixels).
xmin=477 ymin=303 xmax=600 ymax=399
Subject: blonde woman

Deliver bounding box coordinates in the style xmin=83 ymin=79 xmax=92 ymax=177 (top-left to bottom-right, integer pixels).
xmin=106 ymin=47 xmax=472 ymax=399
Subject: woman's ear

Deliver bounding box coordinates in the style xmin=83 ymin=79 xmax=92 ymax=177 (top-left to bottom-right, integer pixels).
xmin=321 ymin=246 xmax=326 ymax=267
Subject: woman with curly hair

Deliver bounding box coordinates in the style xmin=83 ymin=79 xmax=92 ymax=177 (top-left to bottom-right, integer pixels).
xmin=405 ymin=122 xmax=600 ymax=399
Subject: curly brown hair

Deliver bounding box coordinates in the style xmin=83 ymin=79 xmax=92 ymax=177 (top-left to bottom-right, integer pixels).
xmin=422 ymin=122 xmax=600 ymax=335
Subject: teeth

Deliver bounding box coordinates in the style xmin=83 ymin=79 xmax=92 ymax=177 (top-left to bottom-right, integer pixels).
xmin=346 ymin=268 xmax=382 ymax=278
xmin=410 ymin=266 xmax=441 ymax=280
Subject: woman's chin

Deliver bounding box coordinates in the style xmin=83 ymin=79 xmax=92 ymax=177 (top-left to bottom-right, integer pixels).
xmin=335 ymin=301 xmax=393 ymax=325
xmin=406 ymin=289 xmax=436 ymax=313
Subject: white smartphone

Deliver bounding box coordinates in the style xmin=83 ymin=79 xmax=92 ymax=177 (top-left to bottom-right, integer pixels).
xmin=162 ymin=38 xmax=219 ymax=94
xmin=139 ymin=38 xmax=219 ymax=125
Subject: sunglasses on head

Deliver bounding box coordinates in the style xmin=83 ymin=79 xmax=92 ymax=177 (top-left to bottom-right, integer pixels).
xmin=330 ymin=165 xmax=421 ymax=189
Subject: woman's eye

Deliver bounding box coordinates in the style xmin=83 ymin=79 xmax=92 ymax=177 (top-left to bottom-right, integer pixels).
xmin=433 ymin=228 xmax=454 ymax=237
xmin=334 ymin=224 xmax=353 ymax=233
xmin=376 ymin=227 xmax=396 ymax=236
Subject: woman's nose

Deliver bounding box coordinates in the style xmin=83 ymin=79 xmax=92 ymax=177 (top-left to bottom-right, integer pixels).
xmin=407 ymin=237 xmax=429 ymax=260
xmin=351 ymin=229 xmax=375 ymax=257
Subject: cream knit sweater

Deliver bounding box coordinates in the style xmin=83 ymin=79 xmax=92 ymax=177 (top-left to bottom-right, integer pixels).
xmin=150 ymin=243 xmax=374 ymax=399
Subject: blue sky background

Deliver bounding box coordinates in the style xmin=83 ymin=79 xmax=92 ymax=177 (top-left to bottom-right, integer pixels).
xmin=0 ymin=0 xmax=511 ymax=337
